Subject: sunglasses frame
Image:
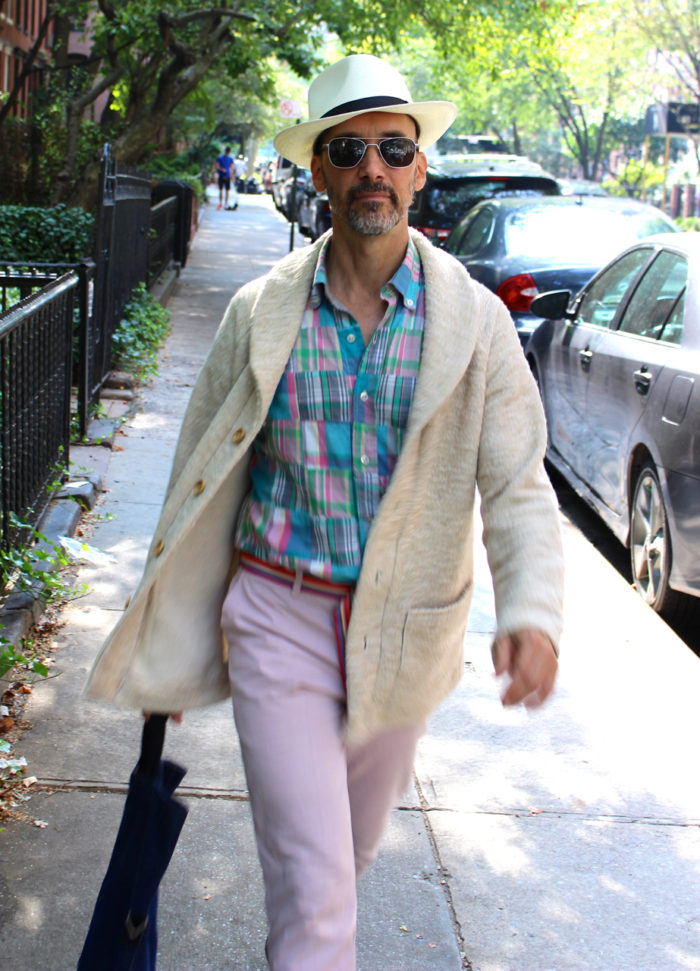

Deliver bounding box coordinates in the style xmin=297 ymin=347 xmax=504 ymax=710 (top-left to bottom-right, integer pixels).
xmin=322 ymin=136 xmax=420 ymax=169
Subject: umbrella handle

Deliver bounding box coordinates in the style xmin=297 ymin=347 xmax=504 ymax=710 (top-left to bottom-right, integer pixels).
xmin=138 ymin=714 xmax=167 ymax=776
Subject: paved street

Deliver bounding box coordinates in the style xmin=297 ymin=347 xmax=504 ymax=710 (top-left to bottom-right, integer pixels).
xmin=1 ymin=189 xmax=699 ymax=971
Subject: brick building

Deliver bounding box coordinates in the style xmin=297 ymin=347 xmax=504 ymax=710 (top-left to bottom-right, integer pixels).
xmin=0 ymin=1 xmax=53 ymax=119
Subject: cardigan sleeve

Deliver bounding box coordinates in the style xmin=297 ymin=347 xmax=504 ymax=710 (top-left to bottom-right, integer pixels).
xmin=475 ymin=296 xmax=565 ymax=650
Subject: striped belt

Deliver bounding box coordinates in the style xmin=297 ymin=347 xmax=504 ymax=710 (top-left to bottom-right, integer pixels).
xmin=238 ymin=551 xmax=354 ymax=693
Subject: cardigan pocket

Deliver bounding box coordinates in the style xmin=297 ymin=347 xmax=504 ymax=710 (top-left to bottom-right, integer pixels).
xmin=389 ymin=584 xmax=472 ymax=718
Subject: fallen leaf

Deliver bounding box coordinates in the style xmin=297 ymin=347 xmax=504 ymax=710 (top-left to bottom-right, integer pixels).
xmin=399 ymin=925 xmax=409 ymax=933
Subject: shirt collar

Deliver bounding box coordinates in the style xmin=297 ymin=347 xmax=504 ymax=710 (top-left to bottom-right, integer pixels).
xmin=310 ymin=236 xmax=422 ymax=312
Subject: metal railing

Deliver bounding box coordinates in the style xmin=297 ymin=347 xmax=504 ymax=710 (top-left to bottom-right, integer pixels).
xmin=0 ymin=261 xmax=96 ymax=439
xmin=0 ymin=273 xmax=76 ymax=548
xmin=148 ymin=196 xmax=177 ymax=283
xmin=0 ymin=146 xmax=195 ymax=562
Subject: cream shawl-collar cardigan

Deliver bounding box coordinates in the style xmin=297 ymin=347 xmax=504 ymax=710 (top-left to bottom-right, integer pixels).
xmin=85 ymin=229 xmax=564 ymax=743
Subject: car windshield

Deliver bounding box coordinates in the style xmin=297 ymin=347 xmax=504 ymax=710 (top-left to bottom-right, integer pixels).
xmin=426 ymin=179 xmax=556 ymax=217
xmin=503 ymin=206 xmax=674 ymax=262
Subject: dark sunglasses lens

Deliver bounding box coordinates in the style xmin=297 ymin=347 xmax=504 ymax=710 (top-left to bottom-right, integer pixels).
xmin=328 ymin=138 xmax=366 ymax=167
xmin=379 ymin=138 xmax=416 ymax=167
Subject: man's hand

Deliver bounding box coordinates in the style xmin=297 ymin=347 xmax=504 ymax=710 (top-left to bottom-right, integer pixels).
xmin=491 ymin=629 xmax=558 ymax=708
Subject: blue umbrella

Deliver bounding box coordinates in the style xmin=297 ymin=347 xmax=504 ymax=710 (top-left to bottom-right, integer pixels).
xmin=77 ymin=715 xmax=188 ymax=970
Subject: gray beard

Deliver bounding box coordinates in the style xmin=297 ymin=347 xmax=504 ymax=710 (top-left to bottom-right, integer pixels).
xmin=329 ymin=177 xmax=415 ymax=236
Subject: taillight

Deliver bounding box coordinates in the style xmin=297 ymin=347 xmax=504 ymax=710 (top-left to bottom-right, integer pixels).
xmin=496 ymin=273 xmax=539 ymax=312
xmin=415 ymin=225 xmax=450 ymax=241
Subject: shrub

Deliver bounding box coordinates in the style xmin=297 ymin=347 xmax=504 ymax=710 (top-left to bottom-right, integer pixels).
xmin=0 ymin=204 xmax=94 ymax=262
xmin=675 ymin=216 xmax=700 ymax=232
xmin=111 ymin=282 xmax=170 ymax=380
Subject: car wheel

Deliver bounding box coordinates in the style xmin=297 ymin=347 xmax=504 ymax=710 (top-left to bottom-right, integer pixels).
xmin=629 ymin=463 xmax=679 ymax=614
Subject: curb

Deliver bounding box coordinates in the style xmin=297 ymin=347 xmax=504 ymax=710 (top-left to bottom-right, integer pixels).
xmin=0 ymin=408 xmax=128 ymax=653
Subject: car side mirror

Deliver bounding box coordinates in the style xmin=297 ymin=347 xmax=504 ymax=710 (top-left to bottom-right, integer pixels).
xmin=530 ymin=290 xmax=573 ymax=320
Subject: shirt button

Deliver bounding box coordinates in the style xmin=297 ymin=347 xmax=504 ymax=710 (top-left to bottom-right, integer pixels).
xmin=347 ymin=333 xmax=356 ymax=343
xmin=405 ymin=298 xmax=414 ymax=308
xmin=359 ymin=390 xmax=369 ymax=402
xmin=360 ymin=454 xmax=370 ymax=465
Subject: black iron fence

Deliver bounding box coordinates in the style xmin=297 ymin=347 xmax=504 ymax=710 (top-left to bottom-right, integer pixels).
xmin=0 ymin=145 xmax=196 ymax=555
xmin=0 ymin=272 xmax=76 ymax=548
xmin=91 ymin=149 xmax=152 ymax=416
xmin=0 ymin=260 xmax=96 ymax=438
xmin=149 ymin=196 xmax=177 ymax=283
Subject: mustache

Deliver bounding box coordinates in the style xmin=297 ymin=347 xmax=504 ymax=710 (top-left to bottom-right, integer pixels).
xmin=347 ymin=181 xmax=399 ymax=205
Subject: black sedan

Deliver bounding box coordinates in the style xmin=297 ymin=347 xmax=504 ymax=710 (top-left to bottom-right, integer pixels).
xmin=526 ymin=233 xmax=700 ymax=617
xmin=443 ymin=196 xmax=677 ymax=346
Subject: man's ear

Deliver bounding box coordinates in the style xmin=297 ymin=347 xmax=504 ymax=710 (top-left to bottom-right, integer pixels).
xmin=311 ymin=155 xmax=326 ymax=192
xmin=414 ymin=151 xmax=428 ymax=192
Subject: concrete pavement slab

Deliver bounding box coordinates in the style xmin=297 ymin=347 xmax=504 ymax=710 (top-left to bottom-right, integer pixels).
xmin=428 ymin=810 xmax=700 ymax=971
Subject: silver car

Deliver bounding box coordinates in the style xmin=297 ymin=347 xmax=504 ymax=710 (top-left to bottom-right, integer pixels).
xmin=526 ymin=233 xmax=700 ymax=617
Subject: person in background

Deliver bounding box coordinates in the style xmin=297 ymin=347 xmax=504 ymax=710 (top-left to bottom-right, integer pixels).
xmin=87 ymin=54 xmax=564 ymax=970
xmin=234 ymin=153 xmax=247 ymax=197
xmin=212 ymin=145 xmax=235 ymax=210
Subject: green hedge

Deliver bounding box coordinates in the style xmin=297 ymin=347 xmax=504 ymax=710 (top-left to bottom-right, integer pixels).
xmin=675 ymin=216 xmax=700 ymax=232
xmin=0 ymin=204 xmax=94 ymax=262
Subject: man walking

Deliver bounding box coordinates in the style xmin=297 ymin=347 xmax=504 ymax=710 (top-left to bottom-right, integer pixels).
xmin=212 ymin=145 xmax=236 ymax=210
xmin=87 ymin=54 xmax=564 ymax=970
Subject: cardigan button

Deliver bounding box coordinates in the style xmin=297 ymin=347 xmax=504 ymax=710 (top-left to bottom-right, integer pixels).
xmin=193 ymin=479 xmax=206 ymax=496
xmin=154 ymin=539 xmax=165 ymax=557
xmin=232 ymin=428 xmax=246 ymax=444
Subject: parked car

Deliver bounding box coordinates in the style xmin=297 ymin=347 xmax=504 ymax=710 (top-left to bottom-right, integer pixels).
xmin=296 ymin=175 xmax=332 ymax=240
xmin=278 ymin=168 xmax=310 ymax=221
xmin=525 ymin=233 xmax=700 ymax=617
xmin=431 ymin=133 xmax=510 ymax=156
xmin=557 ymin=178 xmax=607 ymax=197
xmin=442 ymin=195 xmax=677 ymax=346
xmin=408 ymin=154 xmax=560 ymax=242
xmin=270 ymin=154 xmax=295 ymax=211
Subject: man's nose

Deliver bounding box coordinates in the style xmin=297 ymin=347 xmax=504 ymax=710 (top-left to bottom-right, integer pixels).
xmin=356 ymin=142 xmax=388 ymax=177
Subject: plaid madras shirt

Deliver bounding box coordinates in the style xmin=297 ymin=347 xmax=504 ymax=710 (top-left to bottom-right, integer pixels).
xmin=235 ymin=237 xmax=425 ymax=583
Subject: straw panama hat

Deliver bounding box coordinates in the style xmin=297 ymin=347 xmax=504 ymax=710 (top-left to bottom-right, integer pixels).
xmin=274 ymin=54 xmax=457 ymax=168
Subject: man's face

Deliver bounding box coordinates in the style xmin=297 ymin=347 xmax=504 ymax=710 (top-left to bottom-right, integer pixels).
xmin=310 ymin=111 xmax=427 ymax=237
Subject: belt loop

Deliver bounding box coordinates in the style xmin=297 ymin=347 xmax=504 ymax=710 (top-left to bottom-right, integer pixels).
xmin=292 ymin=567 xmax=303 ymax=595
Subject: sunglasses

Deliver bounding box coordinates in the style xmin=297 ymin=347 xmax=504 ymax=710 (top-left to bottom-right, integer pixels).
xmin=322 ymin=136 xmax=419 ymax=169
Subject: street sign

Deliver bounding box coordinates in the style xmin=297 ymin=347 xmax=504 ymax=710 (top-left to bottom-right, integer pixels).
xmin=645 ymin=102 xmax=700 ymax=136
xmin=279 ymin=99 xmax=302 ymax=119
xmin=669 ymin=101 xmax=700 ymax=135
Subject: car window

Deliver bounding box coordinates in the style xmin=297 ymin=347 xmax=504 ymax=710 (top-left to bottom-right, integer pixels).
xmin=575 ymin=248 xmax=651 ymax=329
xmin=454 ymin=209 xmax=494 ymax=255
xmin=617 ymin=250 xmax=688 ymax=341
xmin=420 ymin=176 xmax=556 ymax=218
xmin=502 ymin=206 xmax=673 ymax=262
xmin=660 ymin=290 xmax=685 ymax=345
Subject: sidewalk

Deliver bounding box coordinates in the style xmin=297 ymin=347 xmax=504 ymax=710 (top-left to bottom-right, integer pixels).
xmin=1 ymin=190 xmax=699 ymax=971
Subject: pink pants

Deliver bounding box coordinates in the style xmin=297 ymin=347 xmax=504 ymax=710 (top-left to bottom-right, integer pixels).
xmin=221 ymin=567 xmax=425 ymax=971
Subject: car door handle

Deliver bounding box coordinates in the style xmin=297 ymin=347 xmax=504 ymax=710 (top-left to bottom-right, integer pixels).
xmin=633 ymin=366 xmax=652 ymax=395
xmin=579 ymin=348 xmax=593 ymax=371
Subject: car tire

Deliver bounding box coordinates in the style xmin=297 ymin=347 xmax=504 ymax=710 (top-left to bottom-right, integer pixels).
xmin=629 ymin=463 xmax=680 ymax=615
